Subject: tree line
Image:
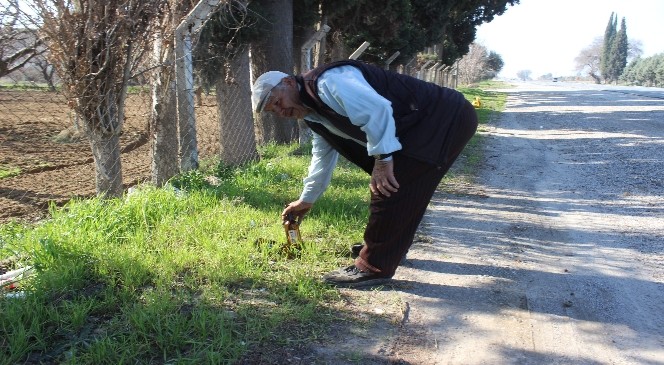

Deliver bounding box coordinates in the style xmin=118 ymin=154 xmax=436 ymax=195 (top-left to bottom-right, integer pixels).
xmin=575 ymin=12 xmax=662 ymax=86
xmin=3 ymin=0 xmax=517 ymax=197
xmin=619 ymin=54 xmax=664 ymax=87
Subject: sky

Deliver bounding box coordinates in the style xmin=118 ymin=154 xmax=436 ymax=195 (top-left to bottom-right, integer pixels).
xmin=475 ymin=0 xmax=664 ymax=78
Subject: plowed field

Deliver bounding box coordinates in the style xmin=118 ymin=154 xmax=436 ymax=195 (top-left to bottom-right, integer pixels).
xmin=0 ymin=90 xmax=220 ymax=222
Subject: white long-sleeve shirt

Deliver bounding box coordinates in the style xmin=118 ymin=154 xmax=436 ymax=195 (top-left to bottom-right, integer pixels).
xmin=299 ymin=65 xmax=402 ymax=203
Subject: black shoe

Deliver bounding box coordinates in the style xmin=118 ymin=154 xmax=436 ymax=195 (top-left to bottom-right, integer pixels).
xmin=350 ymin=244 xmax=363 ymax=258
xmin=322 ymin=265 xmax=391 ymax=288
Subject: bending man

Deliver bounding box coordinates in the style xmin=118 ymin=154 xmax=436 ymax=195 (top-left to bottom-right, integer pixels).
xmin=251 ymin=60 xmax=478 ymax=288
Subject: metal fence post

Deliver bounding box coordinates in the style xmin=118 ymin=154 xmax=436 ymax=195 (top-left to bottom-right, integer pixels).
xmin=453 ymin=61 xmax=459 ymax=88
xmin=404 ymin=57 xmax=416 ymax=77
xmin=418 ymin=60 xmax=433 ymax=80
xmin=436 ymin=64 xmax=446 ymax=86
xmin=174 ymin=0 xmax=222 ymax=172
xmin=349 ymin=42 xmax=370 ymax=60
xmin=301 ymin=24 xmax=331 ymax=72
xmin=443 ymin=66 xmax=451 ymax=87
xmin=299 ymin=24 xmax=331 ymax=144
xmin=429 ymin=62 xmax=441 ymax=83
xmin=385 ymin=51 xmax=400 ymax=70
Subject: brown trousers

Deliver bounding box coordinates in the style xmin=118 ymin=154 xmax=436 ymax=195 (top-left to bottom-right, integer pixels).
xmin=355 ymin=101 xmax=478 ymax=277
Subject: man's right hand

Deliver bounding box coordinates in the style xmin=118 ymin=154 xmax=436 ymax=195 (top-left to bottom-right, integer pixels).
xmin=370 ymin=159 xmax=399 ymax=197
xmin=282 ymin=200 xmax=313 ymax=224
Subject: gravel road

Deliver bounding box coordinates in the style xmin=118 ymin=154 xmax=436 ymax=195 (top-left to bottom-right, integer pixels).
xmin=383 ymin=82 xmax=664 ymax=364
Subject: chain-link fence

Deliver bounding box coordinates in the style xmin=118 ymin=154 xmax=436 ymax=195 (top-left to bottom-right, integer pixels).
xmin=0 ymin=0 xmax=460 ymax=223
xmin=0 ymin=57 xmax=229 ymax=221
xmin=0 ymin=0 xmax=227 ymax=221
xmin=397 ymin=57 xmax=459 ymax=88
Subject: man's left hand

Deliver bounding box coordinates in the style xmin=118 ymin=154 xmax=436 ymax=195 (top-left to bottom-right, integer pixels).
xmin=370 ymin=159 xmax=399 ymax=197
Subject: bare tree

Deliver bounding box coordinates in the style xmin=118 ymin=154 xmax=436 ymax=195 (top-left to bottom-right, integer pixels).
xmin=627 ymin=39 xmax=643 ymax=61
xmin=0 ymin=0 xmax=43 ymax=77
xmin=32 ymin=52 xmax=57 ymax=90
xmin=516 ymin=69 xmax=531 ymax=81
xmin=457 ymin=42 xmax=489 ymax=85
xmin=575 ymin=37 xmax=603 ymax=84
xmin=29 ymin=0 xmax=165 ymax=197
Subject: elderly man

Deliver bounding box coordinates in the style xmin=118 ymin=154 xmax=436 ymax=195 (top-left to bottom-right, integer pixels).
xmin=251 ymin=60 xmax=478 ymax=288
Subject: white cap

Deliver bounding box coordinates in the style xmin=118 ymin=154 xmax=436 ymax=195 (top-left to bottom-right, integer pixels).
xmin=251 ymin=71 xmax=289 ymax=113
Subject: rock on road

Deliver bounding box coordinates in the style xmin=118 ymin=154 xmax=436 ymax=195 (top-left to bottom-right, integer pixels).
xmin=388 ymin=82 xmax=664 ymax=365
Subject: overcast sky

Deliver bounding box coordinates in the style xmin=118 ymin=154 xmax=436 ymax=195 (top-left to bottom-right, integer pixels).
xmin=475 ymin=0 xmax=664 ymax=78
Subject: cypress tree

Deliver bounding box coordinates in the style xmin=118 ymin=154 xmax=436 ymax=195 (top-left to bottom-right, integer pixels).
xmin=605 ymin=16 xmax=629 ymax=84
xmin=613 ymin=17 xmax=629 ymax=82
xmin=600 ymin=12 xmax=616 ymax=82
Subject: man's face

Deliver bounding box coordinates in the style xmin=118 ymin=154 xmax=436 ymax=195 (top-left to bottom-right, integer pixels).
xmin=263 ymin=78 xmax=310 ymax=119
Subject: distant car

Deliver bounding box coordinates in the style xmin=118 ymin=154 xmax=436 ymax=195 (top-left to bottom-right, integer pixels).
xmin=552 ymin=77 xmax=559 ymax=82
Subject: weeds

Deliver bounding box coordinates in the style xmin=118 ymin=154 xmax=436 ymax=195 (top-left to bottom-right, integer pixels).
xmin=0 ymin=165 xmax=21 ymax=179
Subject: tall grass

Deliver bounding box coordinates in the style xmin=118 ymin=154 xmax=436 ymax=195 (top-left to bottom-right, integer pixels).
xmin=0 ymin=85 xmax=507 ymax=364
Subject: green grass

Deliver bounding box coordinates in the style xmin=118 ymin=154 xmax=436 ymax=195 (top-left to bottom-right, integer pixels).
xmin=0 ymin=165 xmax=21 ymax=179
xmin=0 ymin=83 xmax=149 ymax=94
xmin=0 ymin=86 xmax=506 ymax=364
xmin=0 ymin=83 xmax=54 ymax=91
xmin=458 ymin=81 xmax=508 ymax=128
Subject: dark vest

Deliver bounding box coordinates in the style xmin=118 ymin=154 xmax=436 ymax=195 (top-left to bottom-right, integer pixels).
xmin=297 ymin=60 xmax=467 ymax=172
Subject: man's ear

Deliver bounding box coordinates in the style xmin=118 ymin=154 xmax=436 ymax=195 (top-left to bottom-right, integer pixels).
xmin=281 ymin=76 xmax=296 ymax=87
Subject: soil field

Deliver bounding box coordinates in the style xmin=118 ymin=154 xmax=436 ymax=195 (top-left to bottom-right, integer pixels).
xmin=0 ymin=90 xmax=221 ymax=222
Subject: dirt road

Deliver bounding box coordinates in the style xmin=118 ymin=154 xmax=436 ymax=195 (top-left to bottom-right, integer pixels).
xmin=316 ymin=82 xmax=663 ymax=365
xmin=385 ymin=82 xmax=664 ymax=364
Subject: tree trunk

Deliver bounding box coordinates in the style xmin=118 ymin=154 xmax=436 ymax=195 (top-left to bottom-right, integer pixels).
xmin=84 ymin=99 xmax=124 ymax=198
xmin=150 ymin=34 xmax=180 ymax=186
xmin=89 ymin=133 xmax=123 ymax=197
xmin=293 ymin=25 xmax=315 ymax=75
xmin=216 ymin=46 xmax=258 ymax=165
xmin=293 ymin=23 xmax=317 ymax=145
xmin=250 ymin=0 xmax=297 ymax=145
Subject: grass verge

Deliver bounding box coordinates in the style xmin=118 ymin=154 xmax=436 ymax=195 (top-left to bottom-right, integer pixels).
xmin=448 ymin=81 xmax=509 ymax=185
xmin=0 ymin=85 xmax=507 ymax=364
